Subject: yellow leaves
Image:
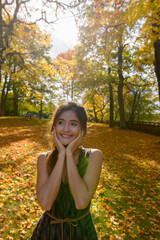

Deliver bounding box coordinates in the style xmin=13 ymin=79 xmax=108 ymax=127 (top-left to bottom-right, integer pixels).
xmin=6 ymin=168 xmax=12 ymax=172
xmin=6 ymin=235 xmax=14 ymax=240
xmin=85 ymin=122 xmax=160 ymax=239
xmin=98 ymin=188 xmax=105 ymax=194
xmin=0 ymin=118 xmax=160 ymax=239
xmin=152 ymin=26 xmax=159 ymax=33
xmin=0 ymin=203 xmax=4 ymax=208
xmin=98 ymin=16 xmax=106 ymax=26
xmin=9 ymin=229 xmax=16 ymax=234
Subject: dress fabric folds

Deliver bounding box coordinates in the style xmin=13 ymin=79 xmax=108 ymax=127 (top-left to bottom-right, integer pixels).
xmin=30 ymin=147 xmax=98 ymax=240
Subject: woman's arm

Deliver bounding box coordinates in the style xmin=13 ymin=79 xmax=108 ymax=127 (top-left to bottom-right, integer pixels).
xmin=36 ymin=151 xmax=65 ymax=211
xmin=66 ymin=137 xmax=103 ymax=209
xmin=36 ymin=130 xmax=66 ymax=211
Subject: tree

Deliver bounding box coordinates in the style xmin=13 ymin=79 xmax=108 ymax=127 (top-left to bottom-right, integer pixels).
xmin=0 ymin=0 xmax=84 ymax=83
xmin=53 ymin=50 xmax=77 ymax=102
xmin=127 ymin=0 xmax=160 ymax=100
xmin=73 ymin=44 xmax=117 ymax=123
xmin=76 ymin=0 xmax=131 ymax=127
xmin=75 ymin=0 xmax=159 ymax=125
xmin=0 ymin=21 xmax=55 ymax=116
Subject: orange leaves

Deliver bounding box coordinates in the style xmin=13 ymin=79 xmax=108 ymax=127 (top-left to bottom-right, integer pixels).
xmin=86 ymin=123 xmax=160 ymax=239
xmin=0 ymin=118 xmax=48 ymax=239
xmin=0 ymin=118 xmax=160 ymax=239
xmin=109 ymin=236 xmax=114 ymax=240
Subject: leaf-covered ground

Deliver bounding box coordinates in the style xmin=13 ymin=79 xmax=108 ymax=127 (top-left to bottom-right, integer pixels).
xmin=0 ymin=117 xmax=160 ymax=240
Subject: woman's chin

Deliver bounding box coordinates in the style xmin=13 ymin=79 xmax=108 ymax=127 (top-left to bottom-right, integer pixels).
xmin=61 ymin=141 xmax=71 ymax=146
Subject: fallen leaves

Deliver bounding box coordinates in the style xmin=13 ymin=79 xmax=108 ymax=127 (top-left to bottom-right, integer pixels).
xmin=0 ymin=118 xmax=160 ymax=239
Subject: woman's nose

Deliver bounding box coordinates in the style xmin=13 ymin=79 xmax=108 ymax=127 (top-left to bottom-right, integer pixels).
xmin=63 ymin=123 xmax=70 ymax=131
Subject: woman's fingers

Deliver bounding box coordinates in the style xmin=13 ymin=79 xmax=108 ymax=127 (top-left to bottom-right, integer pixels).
xmin=53 ymin=128 xmax=65 ymax=153
xmin=66 ymin=133 xmax=83 ymax=153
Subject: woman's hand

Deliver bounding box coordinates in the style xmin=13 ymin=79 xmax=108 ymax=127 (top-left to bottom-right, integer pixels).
xmin=53 ymin=128 xmax=65 ymax=155
xmin=66 ymin=132 xmax=83 ymax=155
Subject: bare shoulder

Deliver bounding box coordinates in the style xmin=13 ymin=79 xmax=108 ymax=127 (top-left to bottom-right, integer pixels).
xmin=89 ymin=149 xmax=103 ymax=163
xmin=37 ymin=152 xmax=48 ymax=166
xmin=37 ymin=153 xmax=49 ymax=179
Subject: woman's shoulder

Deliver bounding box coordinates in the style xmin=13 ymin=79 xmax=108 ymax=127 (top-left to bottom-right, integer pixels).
xmin=90 ymin=148 xmax=103 ymax=159
xmin=38 ymin=151 xmax=52 ymax=162
xmin=88 ymin=149 xmax=103 ymax=166
xmin=82 ymin=147 xmax=103 ymax=161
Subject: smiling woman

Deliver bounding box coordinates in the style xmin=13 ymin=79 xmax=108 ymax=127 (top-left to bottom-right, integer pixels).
xmin=55 ymin=110 xmax=81 ymax=146
xmin=30 ymin=102 xmax=103 ymax=240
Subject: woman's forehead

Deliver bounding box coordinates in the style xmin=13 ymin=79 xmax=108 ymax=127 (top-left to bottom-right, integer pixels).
xmin=58 ymin=110 xmax=79 ymax=120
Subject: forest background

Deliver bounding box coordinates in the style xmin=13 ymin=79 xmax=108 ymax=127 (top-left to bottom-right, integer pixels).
xmin=0 ymin=1 xmax=160 ymax=240
xmin=0 ymin=0 xmax=160 ymax=127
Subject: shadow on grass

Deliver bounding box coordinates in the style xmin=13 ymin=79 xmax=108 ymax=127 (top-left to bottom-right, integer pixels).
xmin=0 ymin=117 xmax=51 ymax=171
xmin=85 ymin=123 xmax=160 ymax=239
xmin=0 ymin=117 xmax=50 ymax=148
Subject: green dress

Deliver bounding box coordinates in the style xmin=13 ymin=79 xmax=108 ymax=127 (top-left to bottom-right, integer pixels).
xmin=30 ymin=147 xmax=98 ymax=240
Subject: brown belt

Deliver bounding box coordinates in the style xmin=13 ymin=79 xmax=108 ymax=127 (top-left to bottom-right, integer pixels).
xmin=46 ymin=210 xmax=90 ymax=240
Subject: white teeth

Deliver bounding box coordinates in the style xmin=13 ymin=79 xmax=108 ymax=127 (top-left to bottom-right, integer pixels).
xmin=61 ymin=134 xmax=71 ymax=138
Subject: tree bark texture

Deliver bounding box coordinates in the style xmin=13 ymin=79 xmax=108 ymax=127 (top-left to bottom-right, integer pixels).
xmin=39 ymin=99 xmax=43 ymax=119
xmin=93 ymin=101 xmax=98 ymax=122
xmin=118 ymin=44 xmax=126 ymax=128
xmin=109 ymin=82 xmax=114 ymax=127
xmin=13 ymin=80 xmax=19 ymax=116
xmin=153 ymin=39 xmax=160 ymax=101
xmin=0 ymin=73 xmax=9 ymax=116
xmin=0 ymin=0 xmax=3 ymax=83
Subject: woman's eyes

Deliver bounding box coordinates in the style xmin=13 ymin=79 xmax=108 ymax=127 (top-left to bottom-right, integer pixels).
xmin=71 ymin=122 xmax=77 ymax=126
xmin=57 ymin=121 xmax=77 ymax=126
xmin=58 ymin=121 xmax=63 ymax=125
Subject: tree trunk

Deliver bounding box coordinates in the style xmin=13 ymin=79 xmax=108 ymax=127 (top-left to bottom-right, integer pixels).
xmin=93 ymin=101 xmax=98 ymax=122
xmin=4 ymin=76 xmax=10 ymax=115
xmin=0 ymin=0 xmax=3 ymax=83
xmin=129 ymin=91 xmax=137 ymax=122
xmin=129 ymin=91 xmax=141 ymax=122
xmin=0 ymin=82 xmax=5 ymax=116
xmin=109 ymin=82 xmax=114 ymax=127
xmin=118 ymin=44 xmax=126 ymax=128
xmin=115 ymin=109 xmax=119 ymax=121
xmin=153 ymin=39 xmax=160 ymax=101
xmin=71 ymin=79 xmax=74 ymax=100
xmin=39 ymin=99 xmax=43 ymax=119
xmin=0 ymin=73 xmax=9 ymax=116
xmin=13 ymin=80 xmax=19 ymax=116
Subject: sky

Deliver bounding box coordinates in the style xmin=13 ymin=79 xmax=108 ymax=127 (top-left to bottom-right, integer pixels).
xmin=32 ymin=0 xmax=79 ymax=58
xmin=48 ymin=15 xmax=78 ymax=57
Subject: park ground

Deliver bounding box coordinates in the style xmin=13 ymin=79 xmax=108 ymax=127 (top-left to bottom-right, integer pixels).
xmin=0 ymin=117 xmax=160 ymax=240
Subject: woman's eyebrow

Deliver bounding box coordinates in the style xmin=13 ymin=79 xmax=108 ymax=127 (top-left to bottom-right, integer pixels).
xmin=58 ymin=118 xmax=78 ymax=122
xmin=70 ymin=120 xmax=79 ymax=122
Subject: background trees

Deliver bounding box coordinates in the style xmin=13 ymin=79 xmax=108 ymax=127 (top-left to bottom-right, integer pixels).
xmin=72 ymin=0 xmax=159 ymax=124
xmin=0 ymin=0 xmax=159 ymax=122
xmin=0 ymin=21 xmax=55 ymax=116
xmin=0 ymin=0 xmax=83 ymax=117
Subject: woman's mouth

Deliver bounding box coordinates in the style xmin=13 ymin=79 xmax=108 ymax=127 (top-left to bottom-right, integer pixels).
xmin=61 ymin=134 xmax=72 ymax=139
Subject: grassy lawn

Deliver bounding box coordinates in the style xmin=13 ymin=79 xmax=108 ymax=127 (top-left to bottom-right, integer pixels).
xmin=0 ymin=117 xmax=160 ymax=240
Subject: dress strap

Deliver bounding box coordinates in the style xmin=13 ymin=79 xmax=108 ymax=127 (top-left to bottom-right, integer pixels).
xmin=85 ymin=148 xmax=92 ymax=157
xmin=45 ymin=210 xmax=90 ymax=240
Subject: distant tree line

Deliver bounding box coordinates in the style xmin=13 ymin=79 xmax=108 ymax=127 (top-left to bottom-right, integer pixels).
xmin=0 ymin=0 xmax=159 ymax=124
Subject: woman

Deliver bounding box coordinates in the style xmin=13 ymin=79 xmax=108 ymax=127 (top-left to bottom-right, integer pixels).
xmin=30 ymin=102 xmax=103 ymax=240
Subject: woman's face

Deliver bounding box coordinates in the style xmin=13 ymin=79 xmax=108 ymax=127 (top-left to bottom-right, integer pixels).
xmin=55 ymin=110 xmax=81 ymax=146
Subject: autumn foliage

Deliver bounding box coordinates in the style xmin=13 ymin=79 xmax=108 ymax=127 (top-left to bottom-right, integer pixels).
xmin=0 ymin=118 xmax=160 ymax=239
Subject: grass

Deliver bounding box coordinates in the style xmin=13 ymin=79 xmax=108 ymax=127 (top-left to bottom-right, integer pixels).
xmin=0 ymin=117 xmax=160 ymax=240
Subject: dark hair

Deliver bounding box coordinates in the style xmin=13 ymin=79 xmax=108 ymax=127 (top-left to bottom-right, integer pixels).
xmin=46 ymin=102 xmax=87 ymax=175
